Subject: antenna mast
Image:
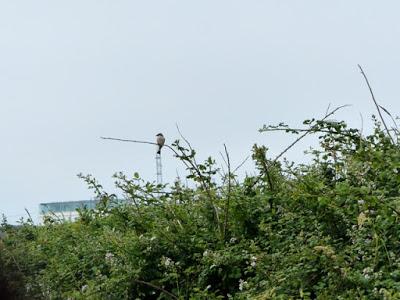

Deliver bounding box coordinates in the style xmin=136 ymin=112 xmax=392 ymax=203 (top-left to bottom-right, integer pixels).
xmin=156 ymin=153 xmax=163 ymax=185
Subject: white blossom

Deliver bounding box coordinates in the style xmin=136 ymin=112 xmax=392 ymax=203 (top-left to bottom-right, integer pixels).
xmin=363 ymin=267 xmax=373 ymax=279
xmin=363 ymin=267 xmax=372 ymax=274
xmin=161 ymin=256 xmax=174 ymax=268
xmin=164 ymin=257 xmax=172 ymax=266
xmin=105 ymin=252 xmax=115 ymax=262
xmin=250 ymin=255 xmax=257 ymax=267
xmin=238 ymin=279 xmax=248 ymax=291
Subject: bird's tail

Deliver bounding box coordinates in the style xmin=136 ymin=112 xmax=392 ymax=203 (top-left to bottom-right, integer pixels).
xmin=157 ymin=146 xmax=162 ymax=154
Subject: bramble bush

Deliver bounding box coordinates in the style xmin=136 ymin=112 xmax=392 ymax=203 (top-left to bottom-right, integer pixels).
xmin=1 ymin=111 xmax=400 ymax=299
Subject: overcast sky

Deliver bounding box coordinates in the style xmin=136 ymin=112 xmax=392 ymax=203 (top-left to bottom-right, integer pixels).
xmin=1 ymin=1 xmax=400 ymax=223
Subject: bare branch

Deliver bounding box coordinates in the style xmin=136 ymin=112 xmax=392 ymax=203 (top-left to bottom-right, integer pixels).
xmin=378 ymin=104 xmax=399 ymax=135
xmin=100 ymin=136 xmax=157 ymax=146
xmin=100 ymin=136 xmax=180 ymax=157
xmin=176 ymin=124 xmax=195 ymax=152
xmin=219 ymin=151 xmax=228 ymax=169
xmin=357 ymin=64 xmax=395 ymax=144
xmin=233 ymin=155 xmax=250 ymax=173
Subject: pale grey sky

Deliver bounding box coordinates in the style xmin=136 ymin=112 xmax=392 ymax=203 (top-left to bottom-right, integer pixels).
xmin=1 ymin=1 xmax=400 ymax=223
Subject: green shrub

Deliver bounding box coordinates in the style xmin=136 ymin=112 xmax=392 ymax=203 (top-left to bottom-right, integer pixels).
xmin=1 ymin=112 xmax=400 ymax=299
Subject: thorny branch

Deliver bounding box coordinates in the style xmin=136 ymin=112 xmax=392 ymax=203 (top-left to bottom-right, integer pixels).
xmin=248 ymin=105 xmax=349 ymax=191
xmin=272 ymin=104 xmax=350 ymax=162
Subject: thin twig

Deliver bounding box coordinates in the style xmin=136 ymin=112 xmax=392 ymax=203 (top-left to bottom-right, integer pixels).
xmin=379 ymin=105 xmax=399 ymax=131
xmin=389 ymin=206 xmax=400 ymax=217
xmin=357 ymin=64 xmax=394 ymax=144
xmin=359 ymin=112 xmax=364 ymax=137
xmin=175 ymin=124 xmax=195 ymax=152
xmin=378 ymin=105 xmax=399 ymax=140
xmin=233 ymin=155 xmax=250 ymax=173
xmin=133 ymin=279 xmax=178 ymax=299
xmin=172 ymin=128 xmax=221 ymax=230
xmin=359 ymin=112 xmax=364 ymax=147
xmin=172 ymin=127 xmax=204 ymax=182
xmin=217 ymin=168 xmax=226 ymax=181
xmin=101 ymin=136 xmax=157 ymax=146
xmin=175 ymin=169 xmax=181 ymax=181
xmin=176 ymin=124 xmax=201 ymax=167
xmin=262 ymin=128 xmax=343 ymax=134
xmin=24 ymin=208 xmax=35 ymax=225
xmin=263 ymin=159 xmax=274 ymax=193
xmin=223 ymin=144 xmax=231 ymax=240
xmin=100 ymin=137 xmax=181 ymax=158
xmin=273 ymin=104 xmax=350 ymax=162
xmin=325 ymin=103 xmax=331 ymax=117
xmin=219 ymin=151 xmax=228 ymax=168
xmin=9 ymin=252 xmax=23 ymax=273
xmin=248 ymin=105 xmax=349 ymax=191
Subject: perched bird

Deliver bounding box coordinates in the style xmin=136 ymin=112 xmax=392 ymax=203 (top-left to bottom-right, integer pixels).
xmin=156 ymin=133 xmax=165 ymax=154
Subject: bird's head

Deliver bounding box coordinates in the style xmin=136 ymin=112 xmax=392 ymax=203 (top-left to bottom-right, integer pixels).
xmin=156 ymin=133 xmax=164 ymax=137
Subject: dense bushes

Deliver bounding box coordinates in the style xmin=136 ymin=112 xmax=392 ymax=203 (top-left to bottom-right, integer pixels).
xmin=1 ymin=113 xmax=400 ymax=299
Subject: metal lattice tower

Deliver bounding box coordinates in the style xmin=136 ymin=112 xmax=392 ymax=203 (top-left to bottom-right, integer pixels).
xmin=156 ymin=153 xmax=163 ymax=185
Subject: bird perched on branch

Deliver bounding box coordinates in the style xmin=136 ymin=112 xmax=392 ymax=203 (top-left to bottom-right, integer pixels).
xmin=156 ymin=133 xmax=165 ymax=154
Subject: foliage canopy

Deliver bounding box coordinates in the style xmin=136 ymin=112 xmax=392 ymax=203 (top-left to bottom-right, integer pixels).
xmin=1 ymin=112 xmax=400 ymax=299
